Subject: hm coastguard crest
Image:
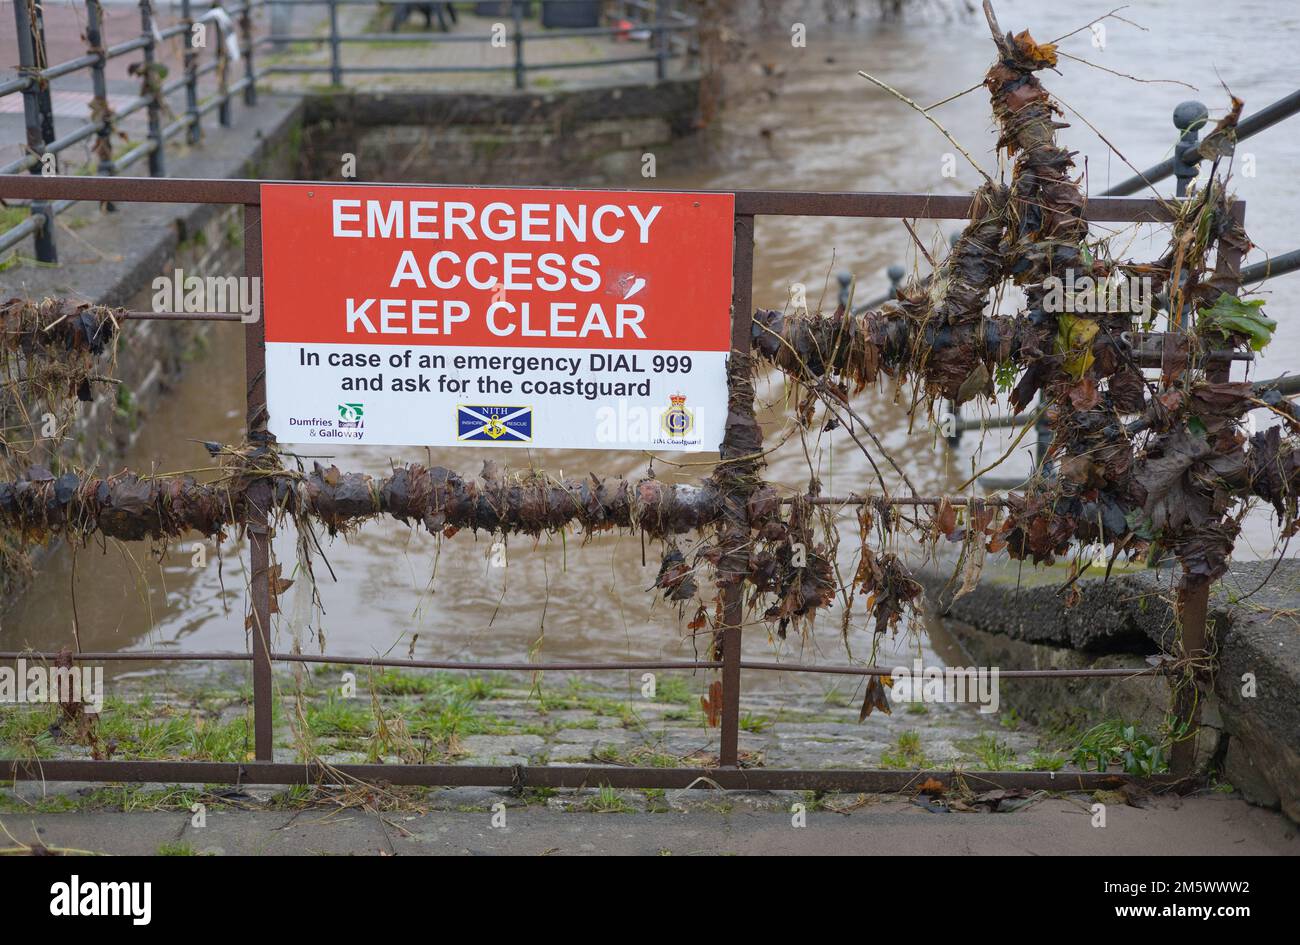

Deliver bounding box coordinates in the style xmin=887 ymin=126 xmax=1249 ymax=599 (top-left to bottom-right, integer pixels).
xmin=661 ymin=393 xmax=694 ymax=437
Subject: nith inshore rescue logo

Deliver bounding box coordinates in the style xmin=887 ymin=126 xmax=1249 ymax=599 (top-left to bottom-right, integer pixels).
xmin=338 ymin=403 xmax=364 ymax=429
xmin=661 ymin=393 xmax=693 ymax=437
xmin=458 ymin=405 xmax=533 ymax=442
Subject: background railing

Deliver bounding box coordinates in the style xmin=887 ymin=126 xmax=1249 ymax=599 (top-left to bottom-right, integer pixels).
xmin=0 ymin=0 xmax=697 ymax=263
xmin=262 ymin=0 xmax=696 ymax=89
xmin=4 ymin=0 xmax=260 ymax=261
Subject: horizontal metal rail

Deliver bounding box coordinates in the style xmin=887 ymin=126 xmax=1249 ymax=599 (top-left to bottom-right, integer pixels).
xmin=0 ymin=651 xmax=723 ymax=672
xmin=1262 ymin=374 xmax=1300 ymax=397
xmin=0 ymin=176 xmax=1193 ymax=223
xmin=1240 ymin=247 xmax=1300 ymax=284
xmin=1104 ymin=88 xmax=1300 ymax=197
xmin=0 ymin=650 xmax=1157 ymax=679
xmin=260 ymin=56 xmax=675 ymax=77
xmin=119 ymin=310 xmax=247 ymax=322
xmin=262 ymin=24 xmax=694 ymax=45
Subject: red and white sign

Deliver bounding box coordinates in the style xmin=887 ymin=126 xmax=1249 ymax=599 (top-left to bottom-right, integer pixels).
xmin=260 ymin=183 xmax=734 ymax=451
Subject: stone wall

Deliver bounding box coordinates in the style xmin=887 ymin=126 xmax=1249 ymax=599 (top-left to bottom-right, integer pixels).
xmin=296 ymin=80 xmax=701 ymax=184
xmin=920 ymin=560 xmax=1300 ymax=823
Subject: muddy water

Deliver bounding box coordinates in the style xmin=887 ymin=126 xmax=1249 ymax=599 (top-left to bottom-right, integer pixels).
xmin=4 ymin=1 xmax=1298 ymax=693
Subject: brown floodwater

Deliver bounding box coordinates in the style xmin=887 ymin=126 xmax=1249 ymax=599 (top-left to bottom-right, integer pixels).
xmin=3 ymin=1 xmax=1297 ymax=691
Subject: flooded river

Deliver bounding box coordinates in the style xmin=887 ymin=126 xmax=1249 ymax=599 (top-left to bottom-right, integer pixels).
xmin=3 ymin=1 xmax=1297 ymax=691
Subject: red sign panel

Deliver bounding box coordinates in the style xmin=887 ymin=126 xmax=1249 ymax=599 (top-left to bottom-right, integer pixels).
xmin=259 ymin=183 xmax=735 ymax=451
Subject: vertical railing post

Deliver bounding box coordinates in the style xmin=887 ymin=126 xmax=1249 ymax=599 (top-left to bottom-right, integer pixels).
xmin=1172 ymin=101 xmax=1208 ymax=198
xmin=654 ymin=0 xmax=667 ymax=81
xmin=216 ymin=3 xmax=233 ymax=127
xmin=86 ymin=0 xmax=115 ymax=182
xmin=328 ymin=0 xmax=342 ymax=86
xmin=1034 ymin=410 xmax=1051 ymax=469
xmin=270 ymin=0 xmax=292 ymax=52
xmin=1170 ymin=579 xmax=1209 ymax=778
xmin=717 ymin=212 xmax=756 ymax=769
xmin=243 ymin=202 xmax=275 ymax=762
xmin=138 ymin=0 xmax=166 ymax=176
xmin=240 ymin=0 xmax=257 ymax=105
xmin=511 ymin=0 xmax=525 ymax=90
xmin=1170 ymin=198 xmax=1245 ymax=778
xmin=686 ymin=0 xmax=700 ymax=73
xmin=14 ymin=0 xmax=58 ymax=262
xmin=181 ymin=0 xmax=202 ymax=144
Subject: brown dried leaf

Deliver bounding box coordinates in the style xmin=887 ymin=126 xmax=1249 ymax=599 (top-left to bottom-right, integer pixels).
xmin=1067 ymin=376 xmax=1101 ymax=412
xmin=701 ymin=680 xmax=723 ymax=728
xmin=1011 ymin=29 xmax=1057 ymax=68
xmin=858 ymin=673 xmax=893 ymax=721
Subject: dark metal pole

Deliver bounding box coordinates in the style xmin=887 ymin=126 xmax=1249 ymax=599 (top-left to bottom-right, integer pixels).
xmin=270 ymin=0 xmax=291 ymax=52
xmin=654 ymin=0 xmax=667 ymax=81
xmin=13 ymin=0 xmax=58 ymax=262
xmin=1172 ymin=101 xmax=1208 ymax=198
xmin=512 ymin=1 xmax=525 ymax=90
xmin=328 ymin=0 xmax=342 ymax=86
xmin=217 ymin=6 xmax=233 ymax=128
xmin=140 ymin=0 xmax=166 ymax=176
xmin=181 ymin=0 xmax=201 ymax=144
xmin=1240 ymin=247 xmax=1300 ymax=285
xmin=718 ymin=212 xmax=756 ymax=768
xmin=243 ymin=203 xmax=275 ymax=762
xmin=21 ymin=0 xmax=56 ymax=150
xmin=1170 ymin=577 xmax=1209 ymax=778
xmin=240 ymin=0 xmax=257 ymax=105
xmin=1171 ymin=201 xmax=1245 ymax=778
xmin=85 ymin=0 xmax=115 ymax=182
xmin=945 ymin=399 xmax=961 ymax=447
xmin=1034 ymin=407 xmax=1051 ymax=469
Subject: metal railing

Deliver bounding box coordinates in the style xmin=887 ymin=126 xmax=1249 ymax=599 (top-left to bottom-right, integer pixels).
xmin=2 ymin=0 xmax=258 ymax=262
xmin=0 ymin=172 xmax=1219 ymax=793
xmin=0 ymin=0 xmax=697 ymax=264
xmin=1105 ymin=90 xmax=1300 ymax=198
xmin=262 ymin=0 xmax=696 ymax=90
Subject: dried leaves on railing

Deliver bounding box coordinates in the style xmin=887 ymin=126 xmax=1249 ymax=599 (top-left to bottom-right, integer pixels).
xmin=750 ymin=4 xmax=1299 ymax=614
xmin=0 ymin=461 xmax=727 ymax=546
xmin=0 ymin=297 xmax=119 ymax=404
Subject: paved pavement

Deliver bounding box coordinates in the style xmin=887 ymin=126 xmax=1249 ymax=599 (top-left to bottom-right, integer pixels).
xmin=5 ymin=793 xmax=1294 ymax=855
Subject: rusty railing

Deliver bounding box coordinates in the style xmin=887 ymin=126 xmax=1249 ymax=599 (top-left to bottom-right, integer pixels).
xmin=0 ymin=172 xmax=1236 ymax=793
